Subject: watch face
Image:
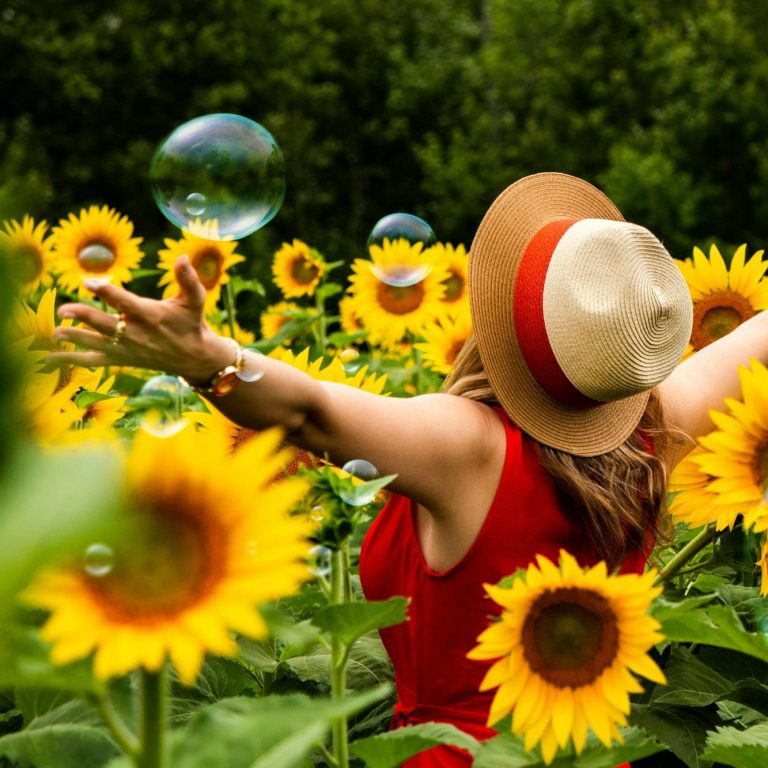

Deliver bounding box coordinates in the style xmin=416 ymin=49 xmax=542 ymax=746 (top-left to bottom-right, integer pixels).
xmin=212 ymin=371 xmax=240 ymax=396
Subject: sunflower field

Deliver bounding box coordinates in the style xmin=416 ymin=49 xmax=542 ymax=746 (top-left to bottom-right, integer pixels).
xmin=6 ymin=102 xmax=768 ymax=768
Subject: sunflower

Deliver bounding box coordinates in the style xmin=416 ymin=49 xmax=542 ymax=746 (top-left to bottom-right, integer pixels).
xmin=0 ymin=216 xmax=55 ymax=295
xmin=22 ymin=370 xmax=83 ymax=443
xmin=348 ymin=238 xmax=448 ymax=348
xmin=272 ymin=239 xmax=325 ymax=298
xmin=338 ymin=296 xmax=365 ymax=336
xmin=415 ymin=312 xmax=473 ymax=376
xmin=260 ymin=301 xmax=303 ymax=343
xmin=25 ymin=427 xmax=311 ymax=683
xmin=686 ymin=359 xmax=768 ymax=533
xmin=51 ymin=205 xmax=143 ymax=296
xmin=677 ymin=244 xmax=768 ymax=357
xmin=428 ymin=242 xmax=470 ymax=317
xmin=76 ymin=375 xmax=128 ymax=431
xmin=12 ymin=289 xmax=99 ymax=398
xmin=217 ymin=319 xmax=256 ymax=346
xmin=158 ymin=220 xmax=245 ymax=313
xmin=468 ymin=550 xmax=665 ymax=765
xmin=668 ymin=447 xmax=732 ymax=530
xmin=759 ymin=536 xmax=768 ymax=597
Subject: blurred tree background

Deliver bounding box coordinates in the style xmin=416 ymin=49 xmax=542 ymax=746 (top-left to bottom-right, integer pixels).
xmin=1 ymin=0 xmax=767 ymax=302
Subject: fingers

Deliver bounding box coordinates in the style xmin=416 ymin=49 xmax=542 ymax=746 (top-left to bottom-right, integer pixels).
xmin=82 ymin=279 xmax=145 ymax=315
xmin=54 ymin=326 xmax=112 ymax=352
xmin=46 ymin=350 xmax=110 ymax=369
xmin=58 ymin=303 xmax=121 ymax=335
xmin=173 ymin=255 xmax=207 ymax=311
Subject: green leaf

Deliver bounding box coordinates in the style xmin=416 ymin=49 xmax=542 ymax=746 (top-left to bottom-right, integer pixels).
xmin=230 ymin=276 xmax=266 ymax=297
xmin=312 ymin=597 xmax=409 ymax=646
xmin=73 ymin=390 xmax=115 ymax=408
xmin=632 ymin=703 xmax=715 ymax=768
xmin=129 ymin=268 xmax=163 ymax=278
xmin=649 ymin=646 xmax=733 ymax=707
xmin=654 ymin=602 xmax=768 ymax=664
xmin=0 ymin=724 xmax=120 ymax=768
xmin=350 ymin=722 xmax=479 ymax=767
xmin=173 ymin=687 xmax=391 ymax=768
xmin=316 ymin=282 xmax=343 ymax=300
xmin=0 ymin=626 xmax=101 ymax=693
xmin=702 ymin=722 xmax=768 ymax=767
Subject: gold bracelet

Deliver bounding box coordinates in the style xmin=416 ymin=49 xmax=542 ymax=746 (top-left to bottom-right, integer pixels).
xmin=180 ymin=338 xmax=245 ymax=397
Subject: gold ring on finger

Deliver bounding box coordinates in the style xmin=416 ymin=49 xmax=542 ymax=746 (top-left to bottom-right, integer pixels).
xmin=108 ymin=314 xmax=127 ymax=346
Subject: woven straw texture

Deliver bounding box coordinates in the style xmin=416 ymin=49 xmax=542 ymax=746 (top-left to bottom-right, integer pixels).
xmin=469 ymin=172 xmax=689 ymax=456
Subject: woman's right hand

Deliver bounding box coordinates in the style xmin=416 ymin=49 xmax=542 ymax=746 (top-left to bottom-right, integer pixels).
xmin=48 ymin=255 xmax=237 ymax=384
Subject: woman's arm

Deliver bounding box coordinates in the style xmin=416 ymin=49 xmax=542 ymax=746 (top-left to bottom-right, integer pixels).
xmin=48 ymin=256 xmax=504 ymax=515
xmin=658 ymin=310 xmax=768 ymax=466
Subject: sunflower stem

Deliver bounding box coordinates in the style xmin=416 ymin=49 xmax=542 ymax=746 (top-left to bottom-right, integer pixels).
xmin=329 ymin=547 xmax=349 ymax=768
xmin=655 ymin=524 xmax=719 ymax=586
xmin=93 ymin=689 xmax=139 ymax=757
xmin=313 ymin=286 xmax=327 ymax=357
xmin=225 ymin=281 xmax=237 ymax=341
xmin=136 ymin=667 xmax=167 ymax=768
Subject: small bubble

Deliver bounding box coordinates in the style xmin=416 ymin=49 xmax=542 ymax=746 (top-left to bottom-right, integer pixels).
xmin=83 ymin=543 xmax=114 ymax=578
xmin=309 ymin=545 xmax=332 ymax=578
xmin=184 ymin=192 xmax=207 ymax=217
xmin=339 ymin=459 xmax=380 ymax=506
xmin=370 ymin=260 xmax=431 ymax=288
xmin=310 ymin=506 xmax=326 ymax=523
xmin=138 ymin=376 xmax=192 ymax=437
xmin=236 ymin=349 xmax=266 ymax=383
xmin=367 ymin=213 xmax=435 ymax=251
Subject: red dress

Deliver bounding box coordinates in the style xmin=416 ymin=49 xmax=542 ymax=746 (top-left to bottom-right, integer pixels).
xmin=359 ymin=408 xmax=646 ymax=767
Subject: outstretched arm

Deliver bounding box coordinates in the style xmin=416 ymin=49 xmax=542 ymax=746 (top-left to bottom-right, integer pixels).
xmin=48 ymin=256 xmax=503 ymax=515
xmin=659 ymin=310 xmax=768 ymax=466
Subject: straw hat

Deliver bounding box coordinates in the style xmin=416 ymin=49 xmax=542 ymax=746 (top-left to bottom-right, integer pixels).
xmin=469 ymin=172 xmax=692 ymax=456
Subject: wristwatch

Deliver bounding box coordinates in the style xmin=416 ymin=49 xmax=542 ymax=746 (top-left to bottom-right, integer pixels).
xmin=180 ymin=338 xmax=246 ymax=397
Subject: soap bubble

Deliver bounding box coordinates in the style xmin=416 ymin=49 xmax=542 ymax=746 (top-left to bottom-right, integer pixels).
xmin=150 ymin=113 xmax=285 ymax=240
xmin=367 ymin=213 xmax=436 ymax=287
xmin=309 ymin=545 xmax=332 ymax=579
xmin=339 ymin=459 xmax=380 ymax=506
xmin=137 ymin=375 xmax=192 ymax=438
xmin=236 ymin=349 xmax=266 ymax=383
xmin=83 ymin=543 xmax=114 ymax=578
xmin=367 ymin=213 xmax=436 ymax=251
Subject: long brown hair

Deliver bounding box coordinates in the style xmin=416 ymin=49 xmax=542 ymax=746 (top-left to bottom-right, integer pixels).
xmin=444 ymin=334 xmax=670 ymax=570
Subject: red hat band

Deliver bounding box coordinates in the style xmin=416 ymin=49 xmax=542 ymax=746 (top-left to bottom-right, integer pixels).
xmin=513 ymin=218 xmax=601 ymax=410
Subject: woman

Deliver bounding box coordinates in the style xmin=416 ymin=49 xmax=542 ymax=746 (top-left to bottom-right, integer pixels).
xmin=49 ymin=173 xmax=766 ymax=765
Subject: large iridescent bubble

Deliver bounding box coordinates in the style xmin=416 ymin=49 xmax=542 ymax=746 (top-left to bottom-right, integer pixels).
xmin=150 ymin=113 xmax=285 ymax=240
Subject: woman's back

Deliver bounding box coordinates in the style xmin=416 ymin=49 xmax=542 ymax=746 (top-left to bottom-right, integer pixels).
xmin=359 ymin=407 xmax=647 ymax=766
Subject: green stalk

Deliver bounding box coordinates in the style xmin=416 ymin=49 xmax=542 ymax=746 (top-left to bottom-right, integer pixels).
xmin=94 ymin=689 xmax=139 ymax=757
xmin=313 ymin=286 xmax=327 ymax=357
xmin=654 ymin=524 xmax=719 ymax=586
xmin=225 ymin=281 xmax=237 ymax=341
xmin=329 ymin=547 xmax=349 ymax=768
xmin=136 ymin=667 xmax=167 ymax=768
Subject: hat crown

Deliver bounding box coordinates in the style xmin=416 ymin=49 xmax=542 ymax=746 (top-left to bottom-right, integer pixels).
xmin=542 ymin=219 xmax=693 ymax=403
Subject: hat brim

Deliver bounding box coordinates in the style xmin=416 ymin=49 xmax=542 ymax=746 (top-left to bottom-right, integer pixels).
xmin=469 ymin=172 xmax=649 ymax=456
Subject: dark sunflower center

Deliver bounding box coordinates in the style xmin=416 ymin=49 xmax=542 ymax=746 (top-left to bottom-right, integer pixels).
xmin=442 ymin=272 xmax=465 ymax=303
xmin=193 ymin=247 xmax=224 ymax=289
xmin=85 ymin=503 xmax=226 ymax=621
xmin=445 ymin=339 xmax=465 ymax=366
xmin=291 ymin=256 xmax=320 ymax=285
xmin=753 ymin=442 xmax=768 ymax=489
xmin=77 ymin=242 xmax=116 ymax=273
xmin=231 ymin=426 xmax=257 ymax=453
xmin=691 ymin=290 xmax=755 ymax=350
xmin=521 ymin=587 xmax=619 ymax=688
xmin=10 ymin=244 xmax=43 ymax=284
xmin=375 ymin=282 xmax=425 ymax=315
